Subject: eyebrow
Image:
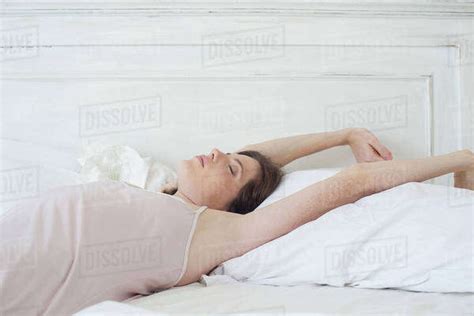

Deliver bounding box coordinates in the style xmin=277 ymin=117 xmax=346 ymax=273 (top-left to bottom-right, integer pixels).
xmin=226 ymin=152 xmax=244 ymax=177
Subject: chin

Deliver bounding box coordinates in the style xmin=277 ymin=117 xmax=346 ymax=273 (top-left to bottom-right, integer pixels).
xmin=176 ymin=160 xmax=198 ymax=189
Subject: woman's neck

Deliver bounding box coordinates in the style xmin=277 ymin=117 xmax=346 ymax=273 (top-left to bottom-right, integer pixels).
xmin=174 ymin=190 xmax=200 ymax=208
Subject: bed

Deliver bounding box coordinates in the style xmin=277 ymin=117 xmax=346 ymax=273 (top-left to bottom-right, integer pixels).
xmin=78 ymin=280 xmax=474 ymax=315
xmin=2 ymin=142 xmax=474 ymax=316
xmin=2 ymin=148 xmax=472 ymax=315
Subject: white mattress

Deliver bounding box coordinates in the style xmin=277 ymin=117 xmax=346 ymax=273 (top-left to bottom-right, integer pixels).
xmin=118 ymin=280 xmax=474 ymax=315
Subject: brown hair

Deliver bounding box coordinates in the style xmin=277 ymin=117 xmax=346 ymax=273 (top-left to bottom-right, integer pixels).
xmin=227 ymin=150 xmax=284 ymax=214
xmin=164 ymin=150 xmax=284 ymax=214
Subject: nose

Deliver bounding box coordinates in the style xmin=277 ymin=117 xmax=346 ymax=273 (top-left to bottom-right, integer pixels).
xmin=210 ymin=148 xmax=222 ymax=161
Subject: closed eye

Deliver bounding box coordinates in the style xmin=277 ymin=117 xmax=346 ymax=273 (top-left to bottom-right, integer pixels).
xmin=226 ymin=152 xmax=238 ymax=177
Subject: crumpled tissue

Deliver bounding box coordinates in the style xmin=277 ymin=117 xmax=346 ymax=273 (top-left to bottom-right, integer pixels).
xmin=78 ymin=143 xmax=177 ymax=193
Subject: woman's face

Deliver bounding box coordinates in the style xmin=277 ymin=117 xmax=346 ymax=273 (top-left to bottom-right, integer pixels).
xmin=176 ymin=148 xmax=261 ymax=210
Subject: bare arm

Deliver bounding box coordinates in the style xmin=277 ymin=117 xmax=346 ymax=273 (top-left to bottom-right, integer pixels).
xmin=237 ymin=150 xmax=474 ymax=256
xmin=238 ymin=129 xmax=351 ymax=167
xmin=238 ymin=128 xmax=393 ymax=167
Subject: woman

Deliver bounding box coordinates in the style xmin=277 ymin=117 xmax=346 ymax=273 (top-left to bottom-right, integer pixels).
xmin=172 ymin=127 xmax=474 ymax=285
xmin=1 ymin=128 xmax=473 ymax=315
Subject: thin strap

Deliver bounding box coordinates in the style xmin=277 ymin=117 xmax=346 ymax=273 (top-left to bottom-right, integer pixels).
xmin=171 ymin=204 xmax=208 ymax=288
xmin=195 ymin=205 xmax=208 ymax=214
xmin=165 ymin=193 xmax=207 ymax=214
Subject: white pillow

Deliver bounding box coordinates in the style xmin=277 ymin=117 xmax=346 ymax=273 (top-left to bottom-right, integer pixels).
xmin=207 ymin=177 xmax=474 ymax=293
xmin=257 ymin=168 xmax=342 ymax=209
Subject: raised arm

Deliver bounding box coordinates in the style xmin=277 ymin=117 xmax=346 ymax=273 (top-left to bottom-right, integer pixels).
xmin=237 ymin=128 xmax=393 ymax=167
xmin=235 ymin=149 xmax=473 ymax=259
xmin=179 ymin=150 xmax=473 ymax=285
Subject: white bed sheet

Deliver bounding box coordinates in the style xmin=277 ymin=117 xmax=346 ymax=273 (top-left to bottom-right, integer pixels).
xmin=118 ymin=280 xmax=473 ymax=315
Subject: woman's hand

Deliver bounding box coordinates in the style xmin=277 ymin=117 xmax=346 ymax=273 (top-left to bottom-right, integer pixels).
xmin=347 ymin=128 xmax=393 ymax=162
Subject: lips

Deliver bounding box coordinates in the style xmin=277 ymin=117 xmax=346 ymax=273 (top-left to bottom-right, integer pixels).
xmin=196 ymin=155 xmax=204 ymax=167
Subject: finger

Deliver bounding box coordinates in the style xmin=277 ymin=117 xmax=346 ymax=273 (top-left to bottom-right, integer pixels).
xmin=370 ymin=141 xmax=393 ymax=160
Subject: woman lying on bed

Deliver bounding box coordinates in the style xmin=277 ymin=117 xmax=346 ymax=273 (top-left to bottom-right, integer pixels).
xmin=176 ymin=128 xmax=474 ymax=285
xmin=1 ymin=127 xmax=473 ymax=315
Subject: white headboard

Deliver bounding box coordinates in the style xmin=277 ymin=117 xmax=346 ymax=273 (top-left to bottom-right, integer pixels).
xmin=1 ymin=1 xmax=472 ymax=206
